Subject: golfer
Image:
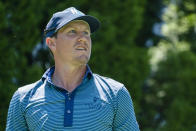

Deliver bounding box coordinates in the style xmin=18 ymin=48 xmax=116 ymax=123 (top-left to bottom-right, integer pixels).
xmin=6 ymin=7 xmax=140 ymax=131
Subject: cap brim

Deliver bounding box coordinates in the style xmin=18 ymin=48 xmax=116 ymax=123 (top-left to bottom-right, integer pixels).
xmin=74 ymin=15 xmax=100 ymax=33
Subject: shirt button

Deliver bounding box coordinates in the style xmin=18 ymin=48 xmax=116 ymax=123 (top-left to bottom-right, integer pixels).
xmin=67 ymin=110 xmax=71 ymax=113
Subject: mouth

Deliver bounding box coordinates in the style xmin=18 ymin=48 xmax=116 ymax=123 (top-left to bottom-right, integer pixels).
xmin=75 ymin=46 xmax=87 ymax=51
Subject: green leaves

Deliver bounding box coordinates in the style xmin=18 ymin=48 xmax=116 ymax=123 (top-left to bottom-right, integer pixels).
xmin=145 ymin=0 xmax=196 ymax=130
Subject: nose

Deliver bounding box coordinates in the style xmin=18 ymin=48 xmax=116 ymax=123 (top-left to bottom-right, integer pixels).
xmin=77 ymin=32 xmax=87 ymax=43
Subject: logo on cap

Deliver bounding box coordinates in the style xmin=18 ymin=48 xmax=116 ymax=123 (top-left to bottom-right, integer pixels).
xmin=71 ymin=8 xmax=77 ymax=14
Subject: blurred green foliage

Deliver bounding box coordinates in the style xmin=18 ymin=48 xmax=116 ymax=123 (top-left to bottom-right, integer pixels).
xmin=143 ymin=0 xmax=196 ymax=130
xmin=0 ymin=0 xmax=195 ymax=131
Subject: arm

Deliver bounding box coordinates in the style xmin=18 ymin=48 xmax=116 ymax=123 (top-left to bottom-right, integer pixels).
xmin=113 ymin=87 xmax=140 ymax=131
xmin=6 ymin=90 xmax=28 ymax=131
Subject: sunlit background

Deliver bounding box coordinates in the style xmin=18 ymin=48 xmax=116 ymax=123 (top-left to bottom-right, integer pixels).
xmin=0 ymin=0 xmax=195 ymax=130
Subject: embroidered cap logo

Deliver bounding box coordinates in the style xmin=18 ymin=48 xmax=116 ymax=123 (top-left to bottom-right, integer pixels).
xmin=71 ymin=8 xmax=77 ymax=14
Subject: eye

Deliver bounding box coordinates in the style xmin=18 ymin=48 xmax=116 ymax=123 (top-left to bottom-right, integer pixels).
xmin=68 ymin=29 xmax=77 ymax=34
xmin=83 ymin=30 xmax=90 ymax=36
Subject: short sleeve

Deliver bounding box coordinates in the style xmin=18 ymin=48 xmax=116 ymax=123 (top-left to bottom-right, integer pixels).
xmin=6 ymin=90 xmax=28 ymax=131
xmin=113 ymin=87 xmax=140 ymax=131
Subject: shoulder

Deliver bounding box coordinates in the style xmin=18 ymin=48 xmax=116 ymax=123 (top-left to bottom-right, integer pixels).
xmin=18 ymin=80 xmax=42 ymax=94
xmin=14 ymin=80 xmax=43 ymax=101
xmin=93 ymin=73 xmax=125 ymax=95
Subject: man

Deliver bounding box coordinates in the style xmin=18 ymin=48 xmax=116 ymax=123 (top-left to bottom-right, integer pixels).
xmin=6 ymin=7 xmax=140 ymax=131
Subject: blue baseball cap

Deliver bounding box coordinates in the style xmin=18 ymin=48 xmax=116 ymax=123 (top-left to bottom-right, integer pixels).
xmin=44 ymin=7 xmax=100 ymax=37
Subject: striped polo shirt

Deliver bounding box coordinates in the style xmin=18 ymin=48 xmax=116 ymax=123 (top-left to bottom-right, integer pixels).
xmin=6 ymin=66 xmax=140 ymax=131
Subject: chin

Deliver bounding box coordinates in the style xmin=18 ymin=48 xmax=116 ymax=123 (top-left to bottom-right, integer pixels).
xmin=75 ymin=55 xmax=90 ymax=65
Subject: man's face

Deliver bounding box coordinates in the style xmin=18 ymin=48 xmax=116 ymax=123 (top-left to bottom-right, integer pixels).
xmin=51 ymin=20 xmax=92 ymax=66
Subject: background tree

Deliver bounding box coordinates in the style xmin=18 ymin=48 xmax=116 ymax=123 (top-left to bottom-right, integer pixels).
xmin=143 ymin=0 xmax=196 ymax=130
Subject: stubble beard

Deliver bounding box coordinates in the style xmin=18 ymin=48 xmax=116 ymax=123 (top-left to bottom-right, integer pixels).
xmin=76 ymin=54 xmax=90 ymax=65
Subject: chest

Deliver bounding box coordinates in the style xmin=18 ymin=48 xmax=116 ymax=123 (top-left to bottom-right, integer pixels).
xmin=24 ymin=89 xmax=114 ymax=130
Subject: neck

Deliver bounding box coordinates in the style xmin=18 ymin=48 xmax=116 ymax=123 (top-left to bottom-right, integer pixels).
xmin=52 ymin=63 xmax=87 ymax=92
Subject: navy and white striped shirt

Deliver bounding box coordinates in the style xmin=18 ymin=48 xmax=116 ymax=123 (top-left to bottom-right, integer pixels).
xmin=6 ymin=66 xmax=140 ymax=131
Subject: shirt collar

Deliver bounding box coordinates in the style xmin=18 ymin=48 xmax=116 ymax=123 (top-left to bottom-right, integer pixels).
xmin=41 ymin=65 xmax=93 ymax=83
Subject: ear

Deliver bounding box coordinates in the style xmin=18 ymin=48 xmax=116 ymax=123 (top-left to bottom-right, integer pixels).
xmin=46 ymin=37 xmax=56 ymax=53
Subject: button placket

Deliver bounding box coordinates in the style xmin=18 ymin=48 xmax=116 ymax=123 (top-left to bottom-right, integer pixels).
xmin=64 ymin=92 xmax=74 ymax=127
xmin=67 ymin=92 xmax=71 ymax=100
